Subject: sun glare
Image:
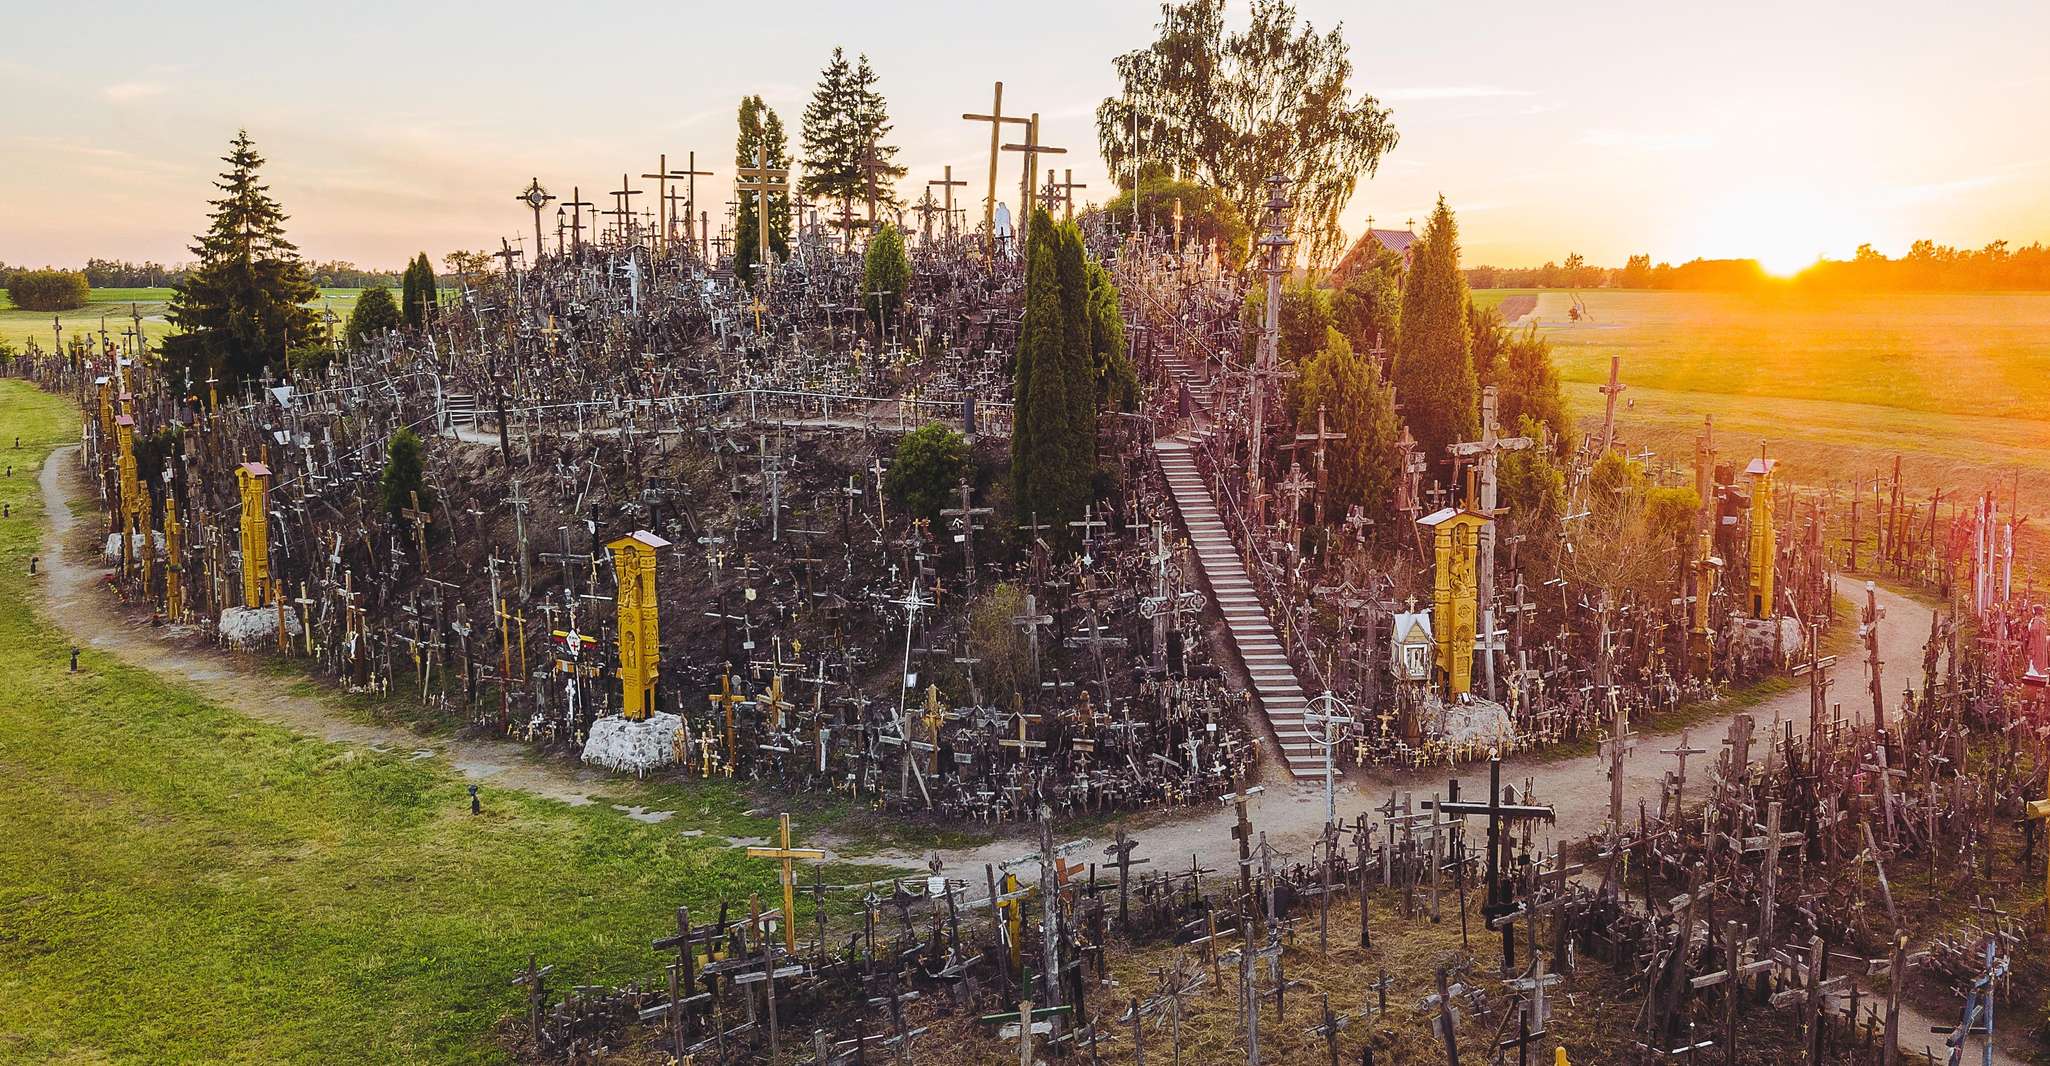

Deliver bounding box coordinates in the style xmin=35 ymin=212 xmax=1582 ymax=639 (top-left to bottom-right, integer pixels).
xmin=1694 ymin=182 xmax=1859 ymax=278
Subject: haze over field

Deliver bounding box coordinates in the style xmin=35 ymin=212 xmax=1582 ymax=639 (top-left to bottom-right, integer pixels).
xmin=2 ymin=0 xmax=2046 ymax=270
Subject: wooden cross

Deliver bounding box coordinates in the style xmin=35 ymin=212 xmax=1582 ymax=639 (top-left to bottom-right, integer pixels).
xmin=1220 ymin=777 xmax=1266 ymax=902
xmin=509 ymin=953 xmax=555 ymax=1043
xmin=514 ymin=178 xmax=555 ymax=262
xmin=1047 ymin=167 xmax=1086 ymax=221
xmin=982 ymin=997 xmax=1070 ymax=1066
xmin=607 ymin=173 xmax=643 ymax=242
xmin=1597 ymin=354 xmax=1626 ymax=454
xmin=400 ymin=490 xmax=433 ymax=575
xmin=641 ymin=154 xmax=705 ymax=256
xmin=1102 ymin=827 xmax=1151 ymax=931
xmin=961 ymin=82 xmax=1030 ymax=255
xmin=1689 ymin=919 xmax=1774 ymax=1066
xmin=746 ymin=813 xmax=828 ymax=954
xmin=927 ymin=164 xmax=968 ymax=241
xmin=1429 ymin=756 xmax=1555 ymax=974
xmin=1292 ymin=403 xmax=1350 ymax=528
xmin=735 ymin=141 xmax=791 ymax=287
xmin=939 ymin=477 xmax=993 ymax=596
xmin=1001 ymin=114 xmax=1065 ymax=232
xmin=2026 ymin=783 xmax=2050 ymax=930
xmin=710 ymin=672 xmax=747 ymax=767
xmin=1659 ymin=729 xmax=1708 ymax=813
xmin=1010 ymin=592 xmax=1053 ymax=678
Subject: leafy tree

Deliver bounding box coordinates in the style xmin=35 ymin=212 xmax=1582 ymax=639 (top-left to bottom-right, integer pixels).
xmin=1498 ymin=326 xmax=1572 ymax=448
xmin=1618 ymin=253 xmax=1654 ymax=288
xmin=733 ymin=96 xmax=793 ymax=285
xmin=1294 ymin=327 xmax=1398 ymax=527
xmin=162 ymin=131 xmax=319 ymax=387
xmin=861 ymin=223 xmax=910 ymax=334
xmin=1012 ymin=211 xmax=1100 ymax=544
xmin=1391 ymin=195 xmax=1477 ymax=469
xmin=379 ymin=426 xmax=431 ymax=526
xmin=1095 ymin=174 xmax=1251 ymax=263
xmin=886 ymin=423 xmax=969 ymax=528
xmin=967 ymin=582 xmax=1034 ymax=695
xmin=801 ymin=48 xmax=906 ymax=218
xmin=6 ymin=269 xmax=90 ymax=311
xmin=346 ymin=286 xmax=401 ymax=345
xmin=1241 ymin=278 xmax=1333 ymax=367
xmin=1096 ymin=0 xmax=1399 ymax=264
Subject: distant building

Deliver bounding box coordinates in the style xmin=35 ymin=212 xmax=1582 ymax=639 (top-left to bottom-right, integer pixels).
xmin=1329 ymin=219 xmax=1418 ymax=289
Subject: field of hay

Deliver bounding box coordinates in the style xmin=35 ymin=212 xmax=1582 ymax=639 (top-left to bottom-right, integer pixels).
xmin=1475 ymin=287 xmax=2050 ymax=570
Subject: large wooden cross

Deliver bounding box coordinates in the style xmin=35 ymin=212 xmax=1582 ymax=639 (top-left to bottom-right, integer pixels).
xmin=1430 ymin=755 xmax=1555 ymax=974
xmin=709 ymin=672 xmax=747 ymax=767
xmin=734 ymin=142 xmax=790 ymax=287
xmin=640 ymin=154 xmax=707 ymax=257
xmin=962 ymin=82 xmax=1030 ymax=256
xmin=1001 ymin=114 xmax=1065 ymax=232
xmin=745 ymin=813 xmax=827 ymax=954
xmin=607 ymin=173 xmax=643 ymax=242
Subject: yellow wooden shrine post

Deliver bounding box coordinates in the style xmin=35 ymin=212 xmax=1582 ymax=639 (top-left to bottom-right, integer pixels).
xmin=606 ymin=530 xmax=669 ymax=720
xmin=1418 ymin=507 xmax=1490 ymax=697
xmin=114 ymin=411 xmax=140 ymax=575
xmin=162 ymin=493 xmax=184 ymax=622
xmin=235 ymin=461 xmax=272 ymax=608
xmin=1745 ymin=453 xmax=1776 ymax=618
xmin=1688 ymin=524 xmax=1722 ymax=674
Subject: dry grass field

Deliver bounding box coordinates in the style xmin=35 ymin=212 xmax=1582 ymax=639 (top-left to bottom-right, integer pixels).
xmin=1476 ymin=287 xmax=2050 ymax=572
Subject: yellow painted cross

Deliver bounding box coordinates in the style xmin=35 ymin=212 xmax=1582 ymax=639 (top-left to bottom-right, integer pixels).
xmin=745 ymin=813 xmax=826 ymax=954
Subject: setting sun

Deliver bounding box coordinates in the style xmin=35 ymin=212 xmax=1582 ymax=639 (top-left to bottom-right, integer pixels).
xmin=1692 ymin=181 xmax=1860 ymax=276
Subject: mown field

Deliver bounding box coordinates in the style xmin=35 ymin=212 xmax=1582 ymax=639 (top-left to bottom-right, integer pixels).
xmin=0 ymin=287 xmax=366 ymax=354
xmin=0 ymin=382 xmax=903 ymax=1063
xmin=1474 ymin=287 xmax=2050 ymax=569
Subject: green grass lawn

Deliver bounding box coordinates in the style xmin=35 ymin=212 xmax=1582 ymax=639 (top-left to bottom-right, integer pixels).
xmin=0 ymin=381 xmax=896 ymax=1064
xmin=0 ymin=288 xmax=366 ymax=355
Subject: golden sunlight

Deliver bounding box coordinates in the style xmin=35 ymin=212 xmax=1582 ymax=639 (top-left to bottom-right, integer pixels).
xmin=1694 ymin=181 xmax=1860 ymax=276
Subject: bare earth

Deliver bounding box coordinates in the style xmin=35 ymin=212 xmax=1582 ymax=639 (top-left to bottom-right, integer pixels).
xmin=31 ymin=445 xmax=2022 ymax=1064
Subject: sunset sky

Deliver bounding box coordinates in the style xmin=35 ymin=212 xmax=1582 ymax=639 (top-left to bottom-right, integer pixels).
xmin=3 ymin=0 xmax=2046 ymax=273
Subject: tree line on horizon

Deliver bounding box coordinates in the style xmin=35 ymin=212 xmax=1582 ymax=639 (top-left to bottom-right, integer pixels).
xmin=1469 ymin=240 xmax=2050 ymax=291
xmin=0 ymin=258 xmax=408 ymax=292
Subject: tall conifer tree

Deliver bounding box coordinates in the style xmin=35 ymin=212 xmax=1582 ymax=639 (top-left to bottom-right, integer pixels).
xmin=1390 ymin=195 xmax=1478 ymax=469
xmin=163 ymin=130 xmax=318 ymax=386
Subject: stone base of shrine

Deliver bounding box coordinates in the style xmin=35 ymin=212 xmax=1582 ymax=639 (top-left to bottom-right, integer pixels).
xmin=218 ymin=605 xmax=303 ymax=648
xmin=102 ymin=531 xmax=164 ymax=561
xmin=582 ymin=712 xmax=684 ymax=776
xmin=1725 ymin=615 xmax=1804 ymax=667
xmin=1419 ymin=693 xmax=1517 ymax=747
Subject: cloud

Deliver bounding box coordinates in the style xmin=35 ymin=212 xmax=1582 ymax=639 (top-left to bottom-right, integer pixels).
xmin=1576 ymin=127 xmax=1714 ymax=152
xmin=1382 ymin=86 xmax=1534 ymax=101
xmin=102 ymin=81 xmax=167 ymax=103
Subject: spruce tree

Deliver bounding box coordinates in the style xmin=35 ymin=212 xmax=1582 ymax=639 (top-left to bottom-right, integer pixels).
xmin=1391 ymin=195 xmax=1478 ymax=469
xmin=163 ymin=130 xmax=318 ymax=387
xmin=733 ymin=96 xmax=792 ymax=285
xmin=1295 ymin=327 xmax=1399 ymax=528
xmin=1085 ymin=258 xmax=1137 ymax=412
xmin=416 ymin=254 xmax=438 ymax=319
xmin=1498 ymin=326 xmax=1572 ymax=448
xmin=800 ymin=50 xmax=906 ymax=222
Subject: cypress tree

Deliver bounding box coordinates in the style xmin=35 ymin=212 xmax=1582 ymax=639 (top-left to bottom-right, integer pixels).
xmin=1010 ymin=210 xmax=1059 ymax=531
xmin=163 ymin=130 xmax=319 ymax=386
xmin=1390 ymin=194 xmax=1478 ymax=469
xmin=416 ymin=254 xmax=437 ymax=319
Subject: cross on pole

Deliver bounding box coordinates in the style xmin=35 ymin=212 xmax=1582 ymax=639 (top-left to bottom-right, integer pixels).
xmin=515 ymin=178 xmax=556 ymax=262
xmin=1447 ymin=385 xmax=1535 ymax=699
xmin=939 ymin=478 xmax=993 ymax=596
xmin=560 ymin=186 xmax=593 ymax=251
xmin=608 ymin=173 xmax=643 ymax=243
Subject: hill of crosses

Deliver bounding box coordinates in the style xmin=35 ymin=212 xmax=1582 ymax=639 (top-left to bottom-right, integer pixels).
xmin=7 ymin=9 xmax=2049 ymax=1066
